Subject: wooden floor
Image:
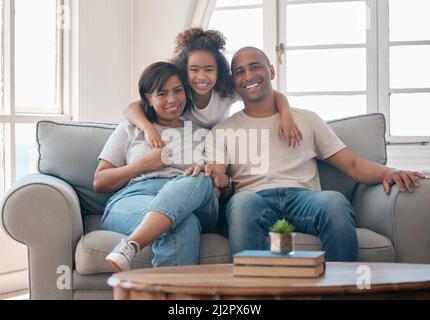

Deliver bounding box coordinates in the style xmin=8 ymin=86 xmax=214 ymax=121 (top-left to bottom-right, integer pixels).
xmin=0 ymin=289 xmax=29 ymax=300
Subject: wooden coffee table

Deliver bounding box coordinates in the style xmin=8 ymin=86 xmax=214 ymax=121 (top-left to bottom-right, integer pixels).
xmin=107 ymin=262 xmax=430 ymax=300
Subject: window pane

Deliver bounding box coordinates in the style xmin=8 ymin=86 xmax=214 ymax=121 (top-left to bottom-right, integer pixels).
xmin=209 ymin=8 xmax=263 ymax=51
xmin=15 ymin=124 xmax=38 ymax=181
xmin=0 ymin=124 xmax=5 ymax=197
xmin=390 ymin=93 xmax=430 ymax=136
xmin=286 ymin=48 xmax=366 ymax=92
xmin=216 ymin=0 xmax=262 ymax=7
xmin=389 ymin=0 xmax=430 ymax=41
xmin=390 ymin=46 xmax=430 ymax=89
xmin=288 ymin=95 xmax=366 ymax=121
xmin=286 ymin=1 xmax=366 ymax=46
xmin=229 ymin=101 xmax=245 ymax=117
xmin=15 ymin=0 xmax=57 ymax=110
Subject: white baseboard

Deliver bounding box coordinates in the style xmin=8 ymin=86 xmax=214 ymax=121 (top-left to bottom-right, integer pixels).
xmin=0 ymin=269 xmax=29 ymax=295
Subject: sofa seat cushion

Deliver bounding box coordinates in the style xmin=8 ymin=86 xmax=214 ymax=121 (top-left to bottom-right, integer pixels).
xmin=75 ymin=230 xmax=232 ymax=275
xmin=294 ymin=228 xmax=395 ymax=262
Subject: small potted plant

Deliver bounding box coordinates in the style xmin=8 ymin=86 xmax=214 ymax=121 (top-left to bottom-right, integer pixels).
xmin=269 ymin=219 xmax=295 ymax=254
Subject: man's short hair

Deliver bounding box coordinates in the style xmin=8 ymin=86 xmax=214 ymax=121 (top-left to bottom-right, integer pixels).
xmin=232 ymin=47 xmax=271 ymax=66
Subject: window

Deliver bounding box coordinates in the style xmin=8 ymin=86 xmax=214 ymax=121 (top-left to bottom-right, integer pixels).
xmin=384 ymin=0 xmax=430 ymax=140
xmin=0 ymin=0 xmax=70 ymax=199
xmin=208 ymin=0 xmax=265 ymax=115
xmin=208 ymin=0 xmax=430 ymax=144
xmin=281 ymin=0 xmax=367 ymax=120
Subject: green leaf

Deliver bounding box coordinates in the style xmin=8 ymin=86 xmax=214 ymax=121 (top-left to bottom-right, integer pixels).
xmin=270 ymin=219 xmax=295 ymax=234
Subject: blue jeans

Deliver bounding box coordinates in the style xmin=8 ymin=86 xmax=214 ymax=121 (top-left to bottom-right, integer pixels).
xmin=101 ymin=173 xmax=219 ymax=267
xmin=226 ymin=188 xmax=358 ymax=261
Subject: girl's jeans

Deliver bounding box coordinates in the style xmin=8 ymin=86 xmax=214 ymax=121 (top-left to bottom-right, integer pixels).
xmin=102 ymin=173 xmax=219 ymax=267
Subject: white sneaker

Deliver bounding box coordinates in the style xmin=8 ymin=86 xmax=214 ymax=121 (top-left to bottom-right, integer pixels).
xmin=106 ymin=239 xmax=139 ymax=272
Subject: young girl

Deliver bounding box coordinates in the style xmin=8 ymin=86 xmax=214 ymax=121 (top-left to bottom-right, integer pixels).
xmin=124 ymin=28 xmax=303 ymax=149
xmin=94 ymin=62 xmax=219 ymax=271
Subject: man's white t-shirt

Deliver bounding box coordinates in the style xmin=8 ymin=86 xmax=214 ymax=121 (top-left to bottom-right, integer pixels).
xmin=205 ymin=108 xmax=346 ymax=193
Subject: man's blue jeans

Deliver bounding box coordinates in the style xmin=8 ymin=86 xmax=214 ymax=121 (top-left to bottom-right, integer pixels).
xmin=226 ymin=188 xmax=358 ymax=261
xmin=101 ymin=173 xmax=219 ymax=267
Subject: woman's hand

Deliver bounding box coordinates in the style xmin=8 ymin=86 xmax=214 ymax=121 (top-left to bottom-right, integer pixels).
xmin=278 ymin=114 xmax=303 ymax=148
xmin=184 ymin=164 xmax=229 ymax=188
xmin=144 ymin=126 xmax=165 ymax=148
xmin=184 ymin=164 xmax=225 ymax=200
xmin=138 ymin=147 xmax=166 ymax=171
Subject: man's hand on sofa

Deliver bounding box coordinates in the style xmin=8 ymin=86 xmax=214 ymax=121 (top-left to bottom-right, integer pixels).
xmin=382 ymin=169 xmax=426 ymax=195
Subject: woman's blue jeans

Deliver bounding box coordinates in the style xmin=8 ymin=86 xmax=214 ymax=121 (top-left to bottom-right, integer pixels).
xmin=101 ymin=173 xmax=219 ymax=267
xmin=226 ymin=188 xmax=358 ymax=261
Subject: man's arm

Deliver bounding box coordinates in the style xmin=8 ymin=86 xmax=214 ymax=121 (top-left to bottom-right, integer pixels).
xmin=325 ymin=148 xmax=425 ymax=195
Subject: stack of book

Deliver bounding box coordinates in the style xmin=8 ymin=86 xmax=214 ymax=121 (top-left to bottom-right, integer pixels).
xmin=233 ymin=250 xmax=326 ymax=278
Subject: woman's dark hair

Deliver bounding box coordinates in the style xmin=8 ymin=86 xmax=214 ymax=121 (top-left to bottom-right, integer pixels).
xmin=172 ymin=28 xmax=235 ymax=99
xmin=138 ymin=62 xmax=192 ymax=123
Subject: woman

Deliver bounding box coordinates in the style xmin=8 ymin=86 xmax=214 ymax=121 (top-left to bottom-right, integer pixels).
xmin=94 ymin=62 xmax=219 ymax=272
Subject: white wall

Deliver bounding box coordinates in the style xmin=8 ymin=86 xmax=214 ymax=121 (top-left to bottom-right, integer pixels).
xmin=76 ymin=0 xmax=133 ymax=123
xmin=74 ymin=0 xmax=196 ymax=122
xmin=131 ymin=0 xmax=195 ymax=100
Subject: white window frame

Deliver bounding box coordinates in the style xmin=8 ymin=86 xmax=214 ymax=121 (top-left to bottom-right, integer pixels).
xmin=377 ymin=0 xmax=430 ymax=145
xmin=278 ymin=0 xmax=429 ymax=146
xmin=207 ymin=0 xmax=430 ymax=146
xmin=210 ymin=2 xmax=266 ymax=60
xmin=200 ymin=1 xmax=279 ymax=87
xmin=1 ymin=0 xmax=71 ymax=192
xmin=279 ymin=0 xmax=369 ymax=113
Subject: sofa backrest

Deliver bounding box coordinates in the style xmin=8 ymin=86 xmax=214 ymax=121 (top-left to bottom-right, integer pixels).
xmin=318 ymin=113 xmax=387 ymax=200
xmin=36 ymin=113 xmax=386 ymax=215
xmin=37 ymin=121 xmax=117 ymax=215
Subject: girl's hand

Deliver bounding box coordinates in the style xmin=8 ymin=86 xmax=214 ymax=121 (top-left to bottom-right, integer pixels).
xmin=144 ymin=126 xmax=165 ymax=148
xmin=278 ymin=115 xmax=303 ymax=148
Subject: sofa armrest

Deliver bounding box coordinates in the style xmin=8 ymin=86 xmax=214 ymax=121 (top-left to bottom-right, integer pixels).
xmin=0 ymin=174 xmax=83 ymax=299
xmin=352 ymin=179 xmax=430 ymax=263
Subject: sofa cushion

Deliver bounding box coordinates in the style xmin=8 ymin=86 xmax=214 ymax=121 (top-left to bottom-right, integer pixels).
xmin=37 ymin=121 xmax=117 ymax=215
xmin=76 ymin=227 xmax=394 ymax=275
xmin=318 ymin=113 xmax=387 ymax=200
xmin=294 ymin=228 xmax=395 ymax=262
xmin=75 ymin=231 xmax=232 ymax=275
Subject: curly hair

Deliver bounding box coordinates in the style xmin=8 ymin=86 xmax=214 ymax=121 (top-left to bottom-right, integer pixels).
xmin=171 ymin=28 xmax=235 ymax=99
xmin=138 ymin=62 xmax=192 ymax=123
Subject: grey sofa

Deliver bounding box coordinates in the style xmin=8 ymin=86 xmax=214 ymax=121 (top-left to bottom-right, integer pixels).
xmin=1 ymin=113 xmax=429 ymax=300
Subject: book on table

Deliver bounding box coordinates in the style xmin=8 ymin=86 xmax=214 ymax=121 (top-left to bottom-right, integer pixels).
xmin=233 ymin=250 xmax=326 ymax=278
xmin=233 ymin=262 xmax=325 ymax=278
xmin=233 ymin=250 xmax=326 ymax=266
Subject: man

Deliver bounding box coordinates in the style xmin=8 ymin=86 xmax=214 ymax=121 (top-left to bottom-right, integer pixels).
xmin=194 ymin=47 xmax=424 ymax=261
